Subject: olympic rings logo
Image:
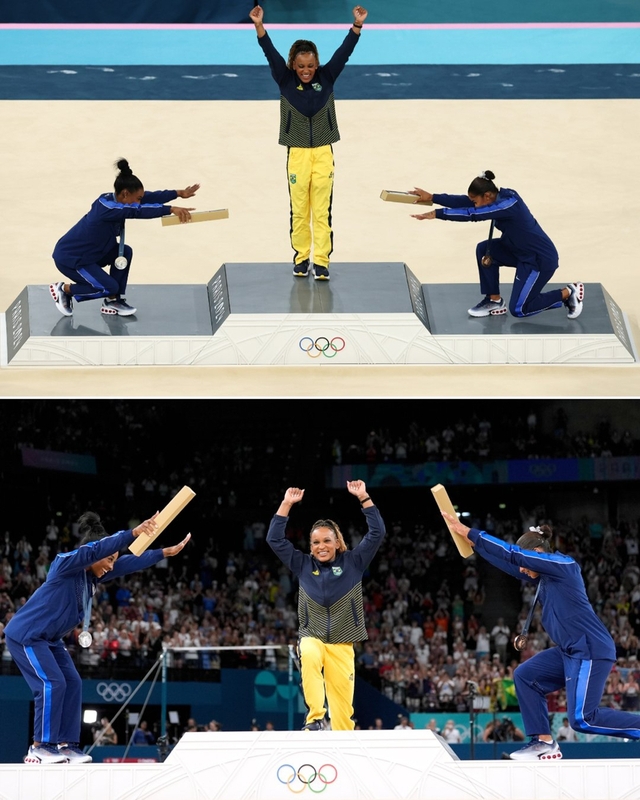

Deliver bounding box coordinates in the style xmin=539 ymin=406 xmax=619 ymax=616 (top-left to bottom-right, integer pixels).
xmin=277 ymin=763 xmax=338 ymax=794
xmin=299 ymin=337 xmax=345 ymax=359
xmin=96 ymin=682 xmax=133 ymax=702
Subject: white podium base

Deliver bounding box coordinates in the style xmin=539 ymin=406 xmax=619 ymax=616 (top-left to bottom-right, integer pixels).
xmin=1 ymin=730 xmax=639 ymax=800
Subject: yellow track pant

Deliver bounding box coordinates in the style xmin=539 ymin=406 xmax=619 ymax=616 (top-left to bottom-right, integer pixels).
xmin=299 ymin=637 xmax=355 ymax=730
xmin=287 ymin=145 xmax=334 ymax=268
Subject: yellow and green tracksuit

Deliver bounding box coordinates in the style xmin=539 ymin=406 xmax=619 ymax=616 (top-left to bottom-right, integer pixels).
xmin=267 ymin=506 xmax=386 ymax=730
xmin=258 ymin=29 xmax=361 ymax=269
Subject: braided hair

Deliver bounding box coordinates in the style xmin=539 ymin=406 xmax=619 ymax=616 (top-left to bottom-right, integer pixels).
xmin=287 ymin=39 xmax=320 ymax=70
xmin=114 ymin=158 xmax=143 ymax=195
xmin=516 ymin=524 xmax=553 ymax=553
xmin=309 ymin=519 xmax=348 ymax=554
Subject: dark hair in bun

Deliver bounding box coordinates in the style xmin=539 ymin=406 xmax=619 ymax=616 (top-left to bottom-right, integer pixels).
xmin=114 ymin=158 xmax=143 ymax=195
xmin=516 ymin=524 xmax=553 ymax=553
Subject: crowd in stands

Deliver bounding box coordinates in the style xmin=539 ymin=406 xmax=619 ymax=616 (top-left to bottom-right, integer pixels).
xmin=332 ymin=406 xmax=640 ymax=464
xmin=1 ymin=401 xmax=640 ymax=732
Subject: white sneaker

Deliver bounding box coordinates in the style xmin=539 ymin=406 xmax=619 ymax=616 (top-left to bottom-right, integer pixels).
xmin=24 ymin=743 xmax=68 ymax=764
xmin=565 ymin=282 xmax=584 ymax=319
xmin=57 ymin=743 xmax=92 ymax=763
xmin=49 ymin=282 xmax=73 ymax=317
xmin=468 ymin=296 xmax=507 ymax=317
xmin=101 ymin=297 xmax=137 ymax=316
xmin=510 ymin=737 xmax=562 ymax=761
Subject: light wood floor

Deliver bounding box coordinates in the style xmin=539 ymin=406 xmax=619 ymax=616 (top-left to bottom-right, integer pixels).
xmin=2 ymin=98 xmax=639 ymax=397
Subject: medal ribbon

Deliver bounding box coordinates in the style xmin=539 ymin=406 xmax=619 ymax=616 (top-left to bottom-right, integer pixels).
xmin=82 ymin=572 xmax=93 ymax=634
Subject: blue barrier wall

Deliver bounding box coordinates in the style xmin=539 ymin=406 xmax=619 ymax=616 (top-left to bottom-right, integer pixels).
xmin=0 ymin=670 xmax=406 ymax=763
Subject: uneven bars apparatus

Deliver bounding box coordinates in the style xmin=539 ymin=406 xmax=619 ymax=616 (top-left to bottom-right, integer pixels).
xmin=159 ymin=645 xmax=299 ymax=737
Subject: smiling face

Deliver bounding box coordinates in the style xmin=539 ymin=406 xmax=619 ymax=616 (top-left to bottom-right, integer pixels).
xmin=310 ymin=526 xmax=338 ymax=562
xmin=89 ymin=552 xmax=118 ymax=578
xmin=293 ymin=52 xmax=318 ymax=83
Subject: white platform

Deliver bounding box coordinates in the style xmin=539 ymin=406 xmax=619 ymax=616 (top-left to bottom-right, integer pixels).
xmin=2 ymin=266 xmax=636 ymax=367
xmin=1 ymin=731 xmax=640 ymax=800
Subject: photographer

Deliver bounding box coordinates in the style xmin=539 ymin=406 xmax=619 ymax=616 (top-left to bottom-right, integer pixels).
xmin=483 ymin=717 xmax=525 ymax=743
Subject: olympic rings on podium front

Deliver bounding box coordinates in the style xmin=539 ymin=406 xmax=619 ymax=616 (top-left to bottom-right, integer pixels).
xmin=299 ymin=337 xmax=346 ymax=359
xmin=276 ymin=763 xmax=338 ymax=793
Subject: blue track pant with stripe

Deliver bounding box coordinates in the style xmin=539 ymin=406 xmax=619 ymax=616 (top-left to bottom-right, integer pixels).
xmin=54 ymin=243 xmax=133 ymax=302
xmin=514 ymin=646 xmax=640 ymax=739
xmin=475 ymin=238 xmax=564 ymax=317
xmin=6 ymin=636 xmax=82 ymax=744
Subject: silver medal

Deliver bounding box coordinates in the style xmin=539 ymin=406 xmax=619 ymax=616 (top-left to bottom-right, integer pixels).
xmin=78 ymin=630 xmax=93 ymax=648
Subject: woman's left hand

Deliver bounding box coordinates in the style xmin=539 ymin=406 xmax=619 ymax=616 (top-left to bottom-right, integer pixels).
xmin=353 ymin=6 xmax=367 ymax=25
xmin=177 ymin=184 xmax=201 ymax=199
xmin=411 ymin=210 xmax=436 ymax=220
xmin=162 ymin=532 xmax=192 ymax=558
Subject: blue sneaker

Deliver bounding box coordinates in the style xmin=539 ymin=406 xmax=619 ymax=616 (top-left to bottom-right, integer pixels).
xmin=302 ymin=718 xmax=326 ymax=731
xmin=313 ymin=265 xmax=330 ymax=281
xmin=293 ymin=259 xmax=310 ymax=277
xmin=468 ymin=296 xmax=507 ymax=317
xmin=510 ymin=737 xmax=562 ymax=761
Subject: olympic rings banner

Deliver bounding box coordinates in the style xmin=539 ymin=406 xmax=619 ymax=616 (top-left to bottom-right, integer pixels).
xmin=298 ymin=336 xmax=346 ymax=360
xmin=277 ymin=763 xmax=338 ymax=794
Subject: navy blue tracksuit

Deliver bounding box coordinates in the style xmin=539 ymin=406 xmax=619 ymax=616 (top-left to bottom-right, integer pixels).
xmin=5 ymin=530 xmax=163 ymax=745
xmin=469 ymin=528 xmax=640 ymax=740
xmin=433 ymin=188 xmax=564 ymax=317
xmin=52 ymin=191 xmax=176 ymax=301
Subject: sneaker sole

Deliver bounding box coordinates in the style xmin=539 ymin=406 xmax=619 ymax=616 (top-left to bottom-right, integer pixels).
xmin=292 ymin=270 xmax=309 ymax=277
xmin=567 ymin=283 xmax=584 ymax=319
xmin=24 ymin=756 xmax=68 ymax=764
xmin=313 ymin=274 xmax=330 ymax=281
xmin=468 ymin=307 xmax=507 ymax=318
xmin=101 ymin=307 xmax=137 ymax=317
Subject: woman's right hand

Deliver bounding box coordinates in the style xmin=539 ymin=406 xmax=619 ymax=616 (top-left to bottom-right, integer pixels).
xmin=284 ymin=487 xmax=305 ymax=505
xmin=408 ymin=187 xmax=433 ymax=204
xmin=132 ymin=513 xmax=158 ymax=538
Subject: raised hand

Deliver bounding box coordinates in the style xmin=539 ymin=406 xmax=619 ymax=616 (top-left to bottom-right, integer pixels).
xmin=177 ymin=184 xmax=200 ymax=199
xmin=250 ymin=5 xmax=264 ymax=25
xmin=346 ymin=479 xmax=367 ymax=500
xmin=132 ymin=513 xmax=158 ymax=538
xmin=163 ymin=532 xmax=192 ymax=558
xmin=353 ymin=6 xmax=368 ymax=25
xmin=284 ymin=487 xmax=305 ymax=505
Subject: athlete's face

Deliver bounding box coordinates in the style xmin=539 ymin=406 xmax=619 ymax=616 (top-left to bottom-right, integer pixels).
xmin=310 ymin=527 xmax=338 ymax=562
xmin=117 ymin=188 xmax=144 ymax=205
xmin=468 ymin=191 xmax=496 ymax=207
xmin=89 ymin=553 xmax=118 ymax=579
xmin=293 ymin=53 xmax=318 ymax=83
xmin=519 ymin=547 xmax=544 ymax=580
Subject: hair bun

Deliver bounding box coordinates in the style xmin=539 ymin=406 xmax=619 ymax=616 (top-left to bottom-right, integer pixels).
xmin=115 ymin=158 xmax=133 ymax=176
